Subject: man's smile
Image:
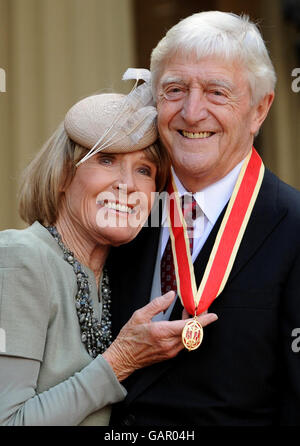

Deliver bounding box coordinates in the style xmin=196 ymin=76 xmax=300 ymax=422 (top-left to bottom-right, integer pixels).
xmin=179 ymin=130 xmax=215 ymax=139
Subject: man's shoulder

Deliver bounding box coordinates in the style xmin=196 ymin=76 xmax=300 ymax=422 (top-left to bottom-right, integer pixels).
xmin=264 ymin=168 xmax=300 ymax=212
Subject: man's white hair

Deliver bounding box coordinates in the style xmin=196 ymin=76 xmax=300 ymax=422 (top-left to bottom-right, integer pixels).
xmin=150 ymin=11 xmax=276 ymax=104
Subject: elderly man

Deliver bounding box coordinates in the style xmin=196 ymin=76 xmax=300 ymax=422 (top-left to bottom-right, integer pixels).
xmin=109 ymin=11 xmax=300 ymax=425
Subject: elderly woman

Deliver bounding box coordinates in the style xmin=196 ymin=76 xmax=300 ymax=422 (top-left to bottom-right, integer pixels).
xmin=0 ymin=73 xmax=217 ymax=426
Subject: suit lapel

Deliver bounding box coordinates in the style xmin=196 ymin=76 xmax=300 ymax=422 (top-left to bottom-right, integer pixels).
xmin=122 ymin=169 xmax=288 ymax=404
xmin=226 ymin=169 xmax=287 ymax=283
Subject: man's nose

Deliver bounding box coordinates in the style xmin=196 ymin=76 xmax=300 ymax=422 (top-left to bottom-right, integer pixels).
xmin=181 ymin=89 xmax=209 ymax=124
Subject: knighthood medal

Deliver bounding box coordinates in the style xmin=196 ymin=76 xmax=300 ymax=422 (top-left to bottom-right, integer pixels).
xmin=166 ymin=148 xmax=265 ymax=351
xmin=182 ymin=317 xmax=203 ymax=351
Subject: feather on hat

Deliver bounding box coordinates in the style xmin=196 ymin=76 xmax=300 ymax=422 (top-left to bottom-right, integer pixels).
xmin=64 ymin=69 xmax=158 ymax=166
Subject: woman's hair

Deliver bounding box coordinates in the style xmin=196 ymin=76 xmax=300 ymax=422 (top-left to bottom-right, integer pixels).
xmin=150 ymin=11 xmax=276 ymax=104
xmin=18 ymin=123 xmax=170 ymax=226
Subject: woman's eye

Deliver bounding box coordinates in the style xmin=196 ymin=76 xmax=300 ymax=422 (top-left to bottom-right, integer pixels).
xmin=138 ymin=166 xmax=152 ymax=176
xmin=98 ymin=156 xmax=114 ymax=165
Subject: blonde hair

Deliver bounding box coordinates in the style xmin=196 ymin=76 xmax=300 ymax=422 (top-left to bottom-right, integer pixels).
xmin=18 ymin=123 xmax=170 ymax=226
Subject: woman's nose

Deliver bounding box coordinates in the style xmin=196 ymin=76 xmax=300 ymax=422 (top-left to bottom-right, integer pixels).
xmin=114 ymin=166 xmax=136 ymax=193
xmin=180 ymin=89 xmax=209 ymax=124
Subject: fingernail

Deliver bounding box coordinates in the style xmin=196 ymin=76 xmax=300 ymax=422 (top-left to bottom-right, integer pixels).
xmin=164 ymin=291 xmax=175 ymax=299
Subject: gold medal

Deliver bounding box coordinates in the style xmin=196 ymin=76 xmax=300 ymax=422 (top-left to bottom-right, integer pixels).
xmin=182 ymin=318 xmax=203 ymax=351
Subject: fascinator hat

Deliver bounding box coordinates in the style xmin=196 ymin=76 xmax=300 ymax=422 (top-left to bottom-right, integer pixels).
xmin=64 ymin=68 xmax=158 ymax=166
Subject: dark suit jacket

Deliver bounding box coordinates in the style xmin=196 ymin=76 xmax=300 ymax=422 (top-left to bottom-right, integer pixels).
xmin=107 ymin=168 xmax=300 ymax=426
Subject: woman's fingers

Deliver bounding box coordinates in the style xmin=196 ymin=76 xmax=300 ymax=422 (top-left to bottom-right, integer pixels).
xmin=156 ymin=312 xmax=218 ymax=337
xmin=132 ymin=291 xmax=176 ymax=322
xmin=182 ymin=308 xmax=209 ymax=320
xmin=103 ymin=296 xmax=218 ymax=382
xmin=197 ymin=312 xmax=218 ymax=327
xmin=182 ymin=308 xmax=189 ymax=319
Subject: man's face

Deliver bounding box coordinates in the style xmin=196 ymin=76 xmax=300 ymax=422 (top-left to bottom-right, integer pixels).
xmin=156 ymin=55 xmax=268 ymax=191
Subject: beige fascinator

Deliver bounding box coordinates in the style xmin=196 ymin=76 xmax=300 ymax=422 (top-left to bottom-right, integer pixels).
xmin=64 ymin=69 xmax=158 ymax=166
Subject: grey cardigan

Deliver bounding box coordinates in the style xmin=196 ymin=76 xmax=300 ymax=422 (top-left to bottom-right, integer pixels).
xmin=0 ymin=222 xmax=126 ymax=425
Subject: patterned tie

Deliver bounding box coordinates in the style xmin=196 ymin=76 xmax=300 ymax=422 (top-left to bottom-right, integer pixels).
xmin=161 ymin=195 xmax=197 ymax=295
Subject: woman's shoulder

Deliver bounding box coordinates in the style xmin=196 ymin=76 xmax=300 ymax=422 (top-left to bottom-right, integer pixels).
xmin=0 ymin=223 xmax=56 ymax=361
xmin=0 ymin=221 xmax=46 ymax=245
xmin=0 ymin=222 xmax=60 ymax=268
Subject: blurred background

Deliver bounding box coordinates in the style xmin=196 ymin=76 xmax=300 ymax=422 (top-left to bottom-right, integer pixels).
xmin=0 ymin=0 xmax=299 ymax=230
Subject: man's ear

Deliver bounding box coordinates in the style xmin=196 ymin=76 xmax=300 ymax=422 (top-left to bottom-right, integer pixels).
xmin=251 ymin=92 xmax=275 ymax=135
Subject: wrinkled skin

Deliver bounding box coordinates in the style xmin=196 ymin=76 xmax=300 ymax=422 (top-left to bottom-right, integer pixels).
xmin=103 ymin=291 xmax=218 ymax=381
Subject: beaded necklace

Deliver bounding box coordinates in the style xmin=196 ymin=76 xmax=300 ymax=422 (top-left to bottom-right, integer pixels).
xmin=46 ymin=226 xmax=112 ymax=358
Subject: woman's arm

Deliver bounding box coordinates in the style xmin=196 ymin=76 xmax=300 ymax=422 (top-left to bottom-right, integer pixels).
xmin=0 ymin=354 xmax=126 ymax=426
xmin=0 ymin=292 xmax=217 ymax=425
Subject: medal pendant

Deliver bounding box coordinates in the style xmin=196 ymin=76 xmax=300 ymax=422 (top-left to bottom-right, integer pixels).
xmin=182 ymin=318 xmax=203 ymax=351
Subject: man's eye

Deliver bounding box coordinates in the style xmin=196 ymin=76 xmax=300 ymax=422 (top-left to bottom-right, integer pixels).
xmin=207 ymin=90 xmax=228 ymax=104
xmin=163 ymin=86 xmax=186 ymax=100
xmin=170 ymin=87 xmax=182 ymax=93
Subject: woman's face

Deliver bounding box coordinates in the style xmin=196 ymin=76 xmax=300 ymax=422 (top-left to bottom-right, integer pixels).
xmin=63 ymin=149 xmax=157 ymax=246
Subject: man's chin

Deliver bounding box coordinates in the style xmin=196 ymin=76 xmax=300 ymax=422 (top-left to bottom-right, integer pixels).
xmin=173 ymin=152 xmax=217 ymax=174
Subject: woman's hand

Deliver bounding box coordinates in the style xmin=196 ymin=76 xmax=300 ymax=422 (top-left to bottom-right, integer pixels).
xmin=102 ymin=291 xmax=218 ymax=381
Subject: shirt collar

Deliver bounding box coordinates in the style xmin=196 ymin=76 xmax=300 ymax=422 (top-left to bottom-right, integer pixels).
xmin=162 ymin=159 xmax=246 ymax=226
